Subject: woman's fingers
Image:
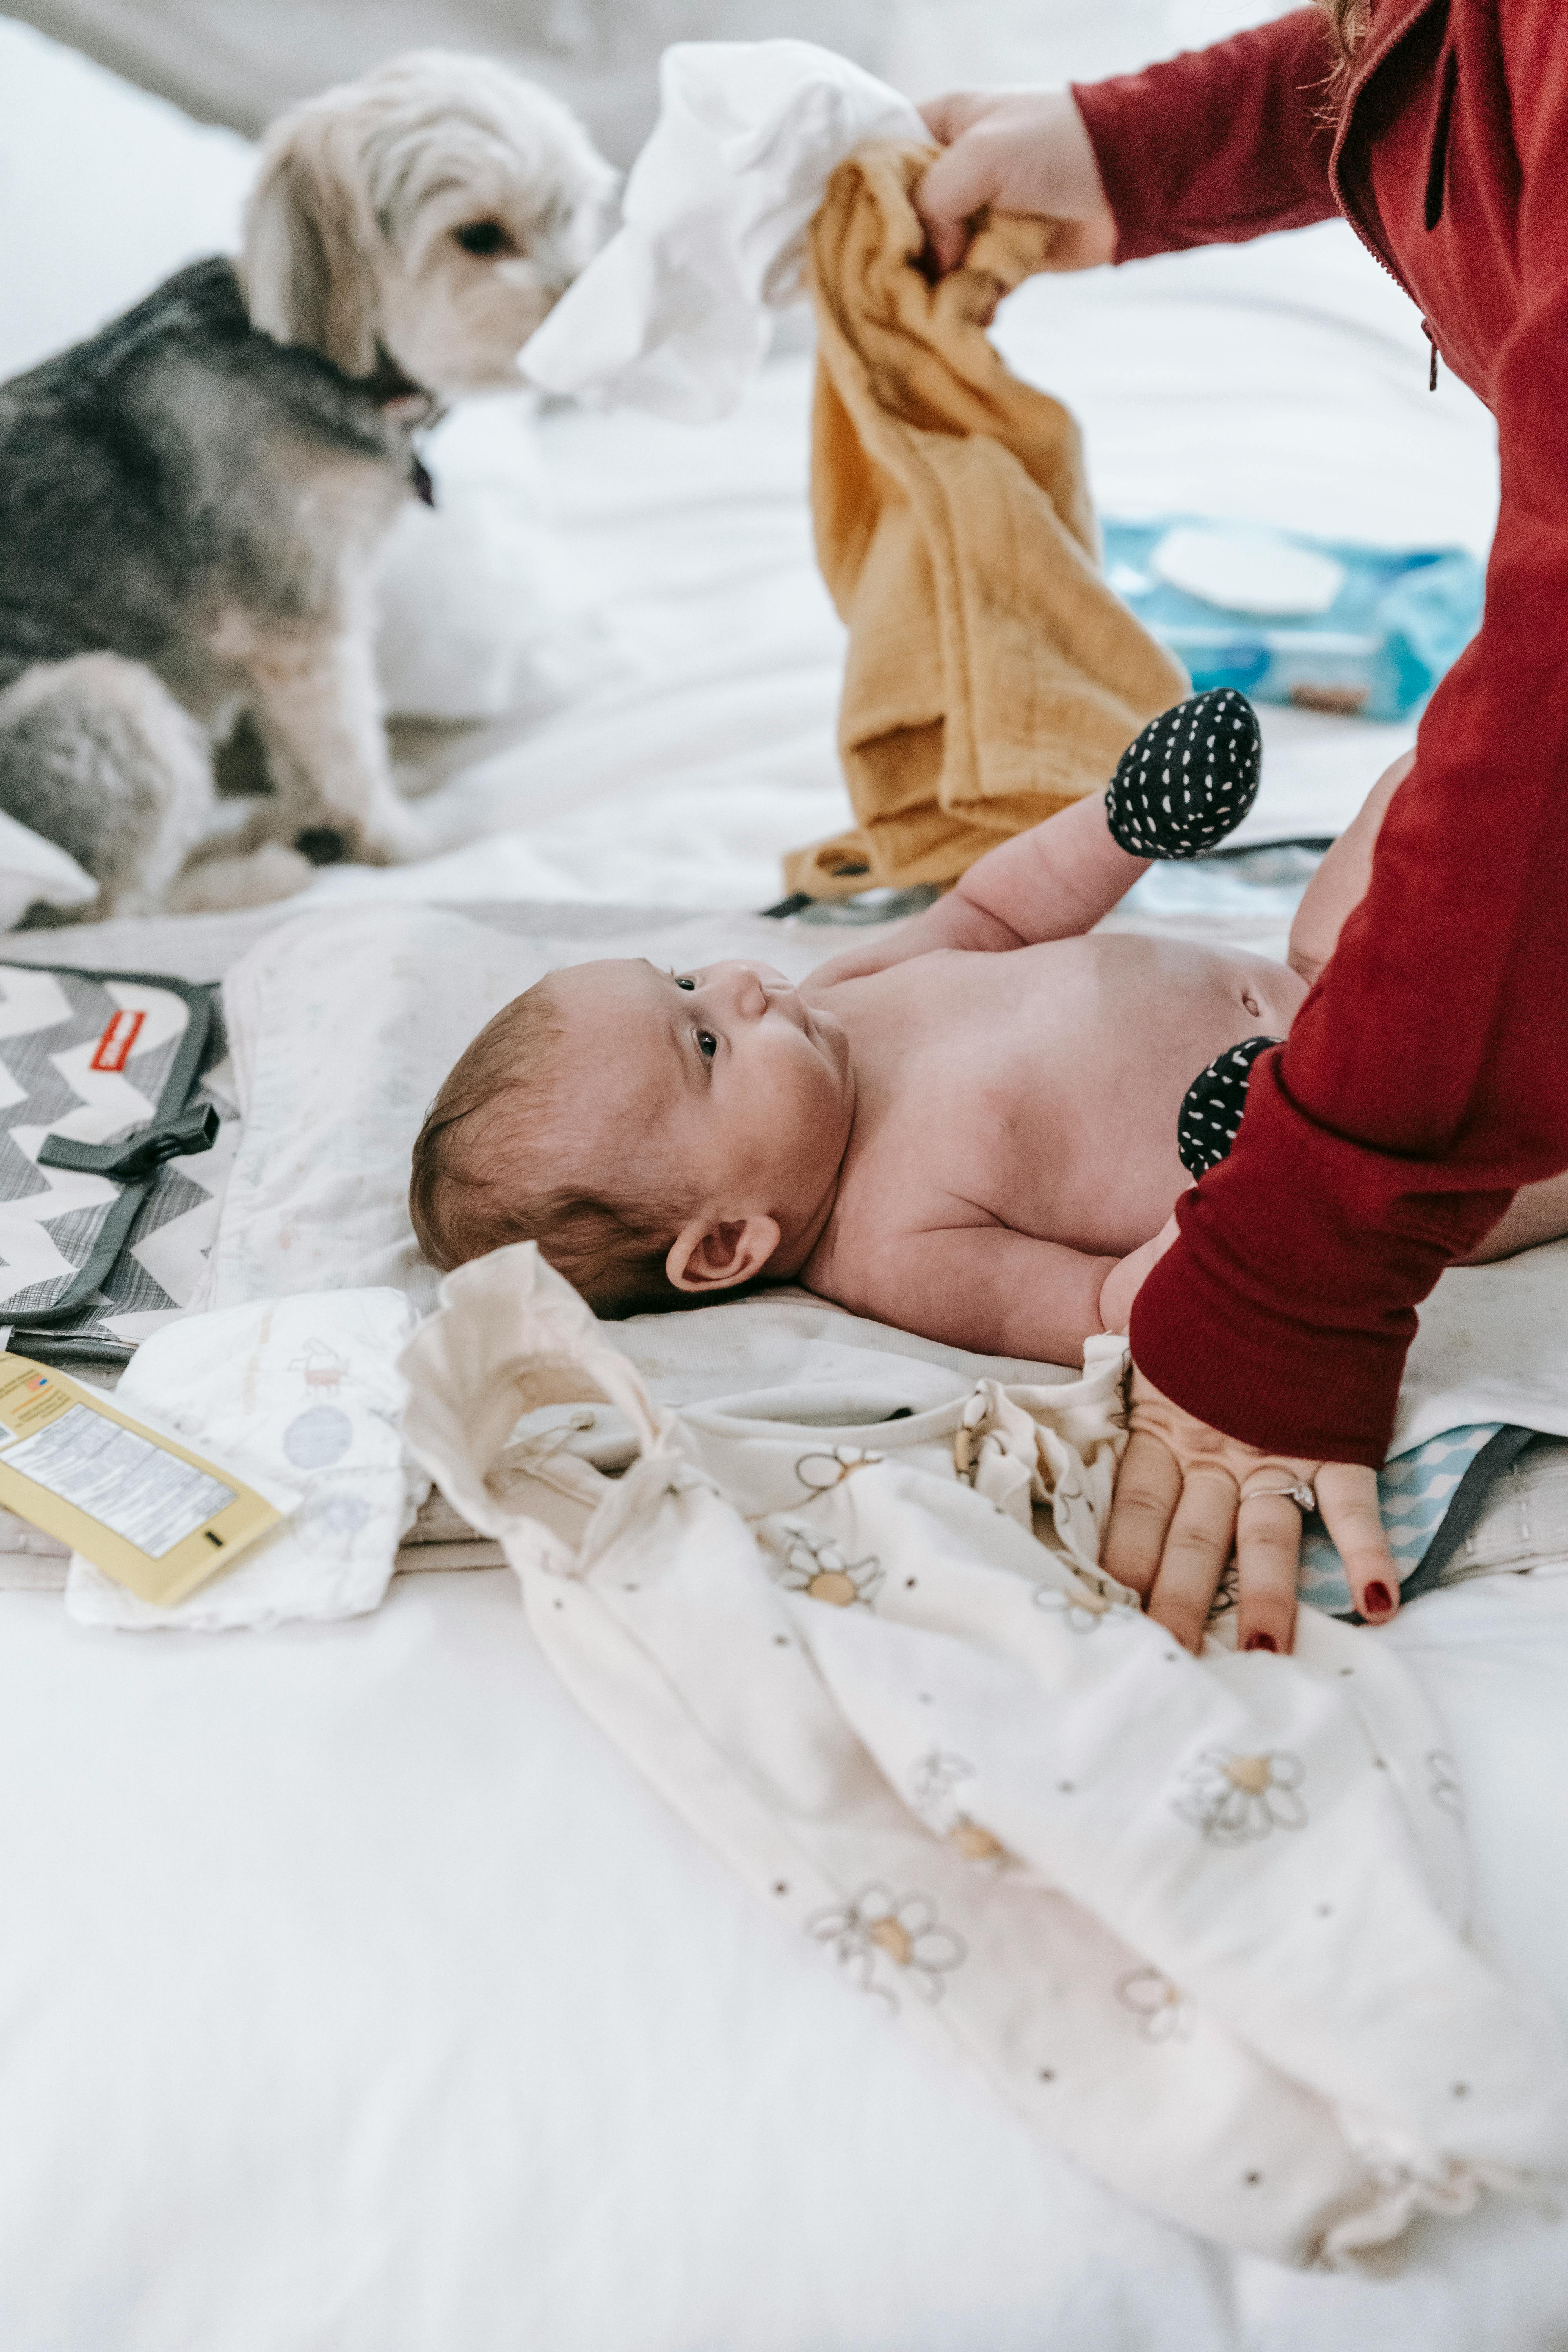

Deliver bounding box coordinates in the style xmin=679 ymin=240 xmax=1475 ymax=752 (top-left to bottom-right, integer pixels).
xmin=1108 ymin=1365 xmax=1395 ymax=1653
xmin=1144 ymin=1465 xmax=1239 ymax=1651
xmin=1232 ymin=1488 xmax=1303 ymax=1654
xmin=1099 ymin=1428 xmax=1181 ymax=1597
xmin=913 ymin=89 xmax=1119 ymax=276
xmin=916 ymin=129 xmax=1007 ymax=272
xmin=1316 ymin=1461 xmax=1399 ymax=1622
xmin=916 ymin=90 xmax=996 ymax=146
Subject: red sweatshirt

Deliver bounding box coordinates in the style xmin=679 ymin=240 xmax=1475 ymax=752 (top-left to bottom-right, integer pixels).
xmin=1071 ymin=0 xmax=1568 ymax=1467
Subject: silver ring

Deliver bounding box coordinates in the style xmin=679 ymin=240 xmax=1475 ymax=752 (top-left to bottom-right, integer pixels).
xmin=1246 ymin=1480 xmax=1318 ymax=1514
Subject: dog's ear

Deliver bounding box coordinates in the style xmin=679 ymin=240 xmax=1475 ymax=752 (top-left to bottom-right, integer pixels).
xmin=243 ymin=117 xmax=381 ymax=379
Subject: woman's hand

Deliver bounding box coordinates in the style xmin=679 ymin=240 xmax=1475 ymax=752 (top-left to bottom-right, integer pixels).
xmin=916 ymin=88 xmax=1117 ymax=276
xmin=1102 ymin=1369 xmax=1400 ymax=1656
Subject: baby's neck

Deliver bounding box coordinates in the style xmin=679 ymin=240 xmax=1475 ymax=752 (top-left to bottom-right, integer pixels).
xmin=768 ymin=1160 xmax=847 ymax=1282
xmin=765 ymin=1062 xmax=860 ymax=1285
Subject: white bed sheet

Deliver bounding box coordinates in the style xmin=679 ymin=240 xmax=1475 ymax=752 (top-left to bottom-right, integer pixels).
xmin=2 ymin=18 xmax=1561 ymax=2348
xmin=0 ymin=1562 xmax=1564 ymax=2352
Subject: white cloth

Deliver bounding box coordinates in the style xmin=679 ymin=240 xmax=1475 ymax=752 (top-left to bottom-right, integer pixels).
xmin=521 ymin=39 xmax=925 ymax=422
xmin=399 ymin=1242 xmax=1568 ymax=2266
xmin=65 ymin=1289 xmax=426 ymax=1630
xmin=0 ymin=808 xmax=98 ymax=931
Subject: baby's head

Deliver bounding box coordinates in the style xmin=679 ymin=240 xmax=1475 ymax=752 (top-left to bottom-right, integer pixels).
xmin=410 ymin=956 xmax=855 ymax=1313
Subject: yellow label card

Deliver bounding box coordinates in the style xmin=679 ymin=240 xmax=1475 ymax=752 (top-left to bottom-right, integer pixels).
xmin=0 ymin=1352 xmax=282 ymax=1607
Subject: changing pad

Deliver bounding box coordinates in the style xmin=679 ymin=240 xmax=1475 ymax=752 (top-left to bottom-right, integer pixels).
xmin=0 ymin=962 xmax=235 ymax=1361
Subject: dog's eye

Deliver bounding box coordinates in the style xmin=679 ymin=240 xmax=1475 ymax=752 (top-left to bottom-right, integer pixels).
xmin=453 ymin=220 xmax=515 ymax=258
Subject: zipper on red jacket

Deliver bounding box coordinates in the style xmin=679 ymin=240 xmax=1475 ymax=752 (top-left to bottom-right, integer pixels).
xmin=1323 ymin=1 xmax=1447 ymax=389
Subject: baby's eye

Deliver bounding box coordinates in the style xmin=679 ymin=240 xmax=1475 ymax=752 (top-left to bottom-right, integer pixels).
xmin=671 ymin=973 xmax=695 ymax=991
xmin=697 ymin=1031 xmax=717 ymax=1060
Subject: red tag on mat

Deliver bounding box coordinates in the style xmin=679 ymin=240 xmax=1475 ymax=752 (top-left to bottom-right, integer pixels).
xmin=89 ymin=1009 xmax=145 ymax=1073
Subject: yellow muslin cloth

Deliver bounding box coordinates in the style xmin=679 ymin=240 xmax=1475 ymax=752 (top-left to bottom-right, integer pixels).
xmin=785 ymin=143 xmax=1188 ymax=899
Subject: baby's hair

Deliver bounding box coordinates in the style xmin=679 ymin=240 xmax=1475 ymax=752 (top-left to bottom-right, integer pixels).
xmin=408 ymin=978 xmax=692 ymax=1315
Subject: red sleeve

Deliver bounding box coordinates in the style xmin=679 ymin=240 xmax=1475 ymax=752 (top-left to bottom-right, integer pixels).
xmin=1070 ymin=9 xmax=1341 ymax=261
xmin=1129 ymin=256 xmax=1568 ymax=1465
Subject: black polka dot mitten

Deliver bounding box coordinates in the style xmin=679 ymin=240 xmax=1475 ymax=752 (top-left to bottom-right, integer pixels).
xmin=1105 ymin=688 xmax=1262 ymax=860
xmin=1177 ymin=1035 xmax=1279 ymax=1177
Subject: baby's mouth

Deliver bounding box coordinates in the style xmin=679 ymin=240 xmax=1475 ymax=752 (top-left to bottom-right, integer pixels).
xmin=765 ymin=980 xmax=810 ymax=1034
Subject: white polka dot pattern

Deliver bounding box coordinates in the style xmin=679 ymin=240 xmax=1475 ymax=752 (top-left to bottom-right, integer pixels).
xmin=1177 ymin=1034 xmax=1279 ymax=1177
xmin=1105 ymin=688 xmax=1262 ymax=860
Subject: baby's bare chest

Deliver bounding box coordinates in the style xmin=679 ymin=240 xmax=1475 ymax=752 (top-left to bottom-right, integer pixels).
xmin=819 ymin=936 xmax=1301 ymax=1257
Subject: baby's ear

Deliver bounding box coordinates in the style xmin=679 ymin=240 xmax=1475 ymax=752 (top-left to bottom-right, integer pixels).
xmin=666 ymin=1215 xmax=780 ymax=1294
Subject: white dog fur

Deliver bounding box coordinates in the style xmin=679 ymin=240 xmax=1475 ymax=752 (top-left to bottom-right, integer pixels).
xmin=244 ymin=50 xmax=616 ymax=398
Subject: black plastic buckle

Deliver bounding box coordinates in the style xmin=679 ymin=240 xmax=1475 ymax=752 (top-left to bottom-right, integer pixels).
xmin=37 ymin=1103 xmax=220 ymax=1183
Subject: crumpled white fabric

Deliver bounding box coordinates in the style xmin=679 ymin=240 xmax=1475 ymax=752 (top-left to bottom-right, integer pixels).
xmin=521 ymin=39 xmax=926 ymax=422
xmin=65 ymin=1289 xmax=427 ymax=1631
xmin=399 ymin=1241 xmax=1568 ymax=2269
xmin=0 ymin=805 xmax=97 ymax=931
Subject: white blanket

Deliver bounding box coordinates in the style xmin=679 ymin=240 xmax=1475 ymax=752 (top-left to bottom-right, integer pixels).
xmin=397 ymin=1243 xmax=1568 ymax=2265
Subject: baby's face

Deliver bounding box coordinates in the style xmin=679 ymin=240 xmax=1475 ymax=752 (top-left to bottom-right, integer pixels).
xmin=548 ymin=958 xmax=855 ymax=1223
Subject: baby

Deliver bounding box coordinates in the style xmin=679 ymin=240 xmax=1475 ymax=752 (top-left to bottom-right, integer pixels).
xmin=411 ymin=692 xmax=1568 ymax=1363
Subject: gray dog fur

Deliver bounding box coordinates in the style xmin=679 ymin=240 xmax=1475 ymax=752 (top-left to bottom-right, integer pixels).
xmin=0 ymin=51 xmax=615 ymax=919
xmin=0 ymin=260 xmax=424 ymax=913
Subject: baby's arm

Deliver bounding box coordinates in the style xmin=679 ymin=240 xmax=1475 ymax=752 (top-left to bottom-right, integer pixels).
xmin=1288 ymin=749 xmax=1414 ymax=987
xmin=849 ymin=1222 xmax=1156 ymax=1367
xmin=1097 ymin=1214 xmax=1181 ymax=1334
xmin=809 ymin=794 xmax=1149 ymax=986
xmin=810 ymin=688 xmax=1260 ymax=986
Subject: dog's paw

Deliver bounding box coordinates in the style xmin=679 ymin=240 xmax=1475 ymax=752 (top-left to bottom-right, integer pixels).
xmin=354 ymin=806 xmax=434 ymax=866
xmin=168 ymin=842 xmax=315 ymax=912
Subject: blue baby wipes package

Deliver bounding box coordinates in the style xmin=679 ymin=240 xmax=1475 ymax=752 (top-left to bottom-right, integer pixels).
xmin=1103 ymin=517 xmax=1484 ymax=722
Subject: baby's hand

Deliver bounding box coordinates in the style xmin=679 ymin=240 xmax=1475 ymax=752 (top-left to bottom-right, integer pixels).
xmin=804 ymin=935 xmax=915 ymax=989
xmin=806 ymin=889 xmax=1020 ymax=987
xmin=1098 ymin=1213 xmax=1181 ymax=1335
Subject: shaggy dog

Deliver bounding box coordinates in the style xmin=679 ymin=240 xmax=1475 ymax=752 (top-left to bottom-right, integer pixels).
xmin=0 ymin=52 xmax=616 ymax=918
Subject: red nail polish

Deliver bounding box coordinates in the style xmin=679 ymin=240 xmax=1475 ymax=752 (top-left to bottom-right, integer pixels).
xmin=1363 ymin=1581 xmax=1394 ymax=1617
xmin=1244 ymin=1632 xmax=1276 ymax=1653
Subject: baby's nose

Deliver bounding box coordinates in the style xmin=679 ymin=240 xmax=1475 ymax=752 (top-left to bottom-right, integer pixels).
xmin=712 ymin=962 xmax=773 ymax=1017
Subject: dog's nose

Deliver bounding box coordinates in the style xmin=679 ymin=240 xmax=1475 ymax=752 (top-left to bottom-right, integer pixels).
xmin=295 ymin=827 xmax=348 ymax=866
